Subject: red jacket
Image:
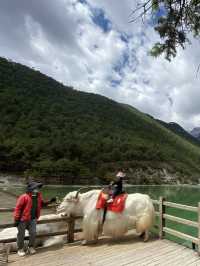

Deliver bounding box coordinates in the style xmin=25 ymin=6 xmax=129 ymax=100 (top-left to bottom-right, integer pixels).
xmin=14 ymin=192 xmax=43 ymax=221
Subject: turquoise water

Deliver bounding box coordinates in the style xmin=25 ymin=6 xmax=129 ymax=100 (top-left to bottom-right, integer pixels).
xmin=4 ymin=185 xmax=200 ymax=249
xmin=9 ymin=184 xmax=200 ymax=206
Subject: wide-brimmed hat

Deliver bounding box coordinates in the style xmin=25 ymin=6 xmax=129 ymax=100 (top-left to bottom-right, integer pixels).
xmin=27 ymin=181 xmax=43 ymax=192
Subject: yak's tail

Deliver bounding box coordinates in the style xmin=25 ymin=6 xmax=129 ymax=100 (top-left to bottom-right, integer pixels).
xmin=136 ymin=200 xmax=155 ymax=233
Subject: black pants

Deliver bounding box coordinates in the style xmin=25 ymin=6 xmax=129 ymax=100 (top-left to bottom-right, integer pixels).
xmin=112 ymin=187 xmax=122 ymax=198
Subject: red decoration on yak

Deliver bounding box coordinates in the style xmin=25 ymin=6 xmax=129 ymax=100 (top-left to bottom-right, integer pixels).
xmin=96 ymin=191 xmax=127 ymax=212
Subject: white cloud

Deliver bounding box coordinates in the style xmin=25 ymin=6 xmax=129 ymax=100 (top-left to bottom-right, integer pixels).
xmin=0 ymin=0 xmax=200 ymax=131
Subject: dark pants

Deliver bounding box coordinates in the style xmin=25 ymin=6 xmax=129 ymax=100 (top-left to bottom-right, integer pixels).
xmin=112 ymin=187 xmax=122 ymax=198
xmin=17 ymin=219 xmax=36 ymax=250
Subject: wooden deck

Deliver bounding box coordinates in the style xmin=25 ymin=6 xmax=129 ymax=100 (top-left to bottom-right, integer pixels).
xmin=8 ymin=235 xmax=200 ymax=266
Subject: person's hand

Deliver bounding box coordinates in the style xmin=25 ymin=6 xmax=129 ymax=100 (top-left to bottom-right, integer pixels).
xmin=14 ymin=220 xmax=19 ymax=227
xmin=50 ymin=197 xmax=57 ymax=203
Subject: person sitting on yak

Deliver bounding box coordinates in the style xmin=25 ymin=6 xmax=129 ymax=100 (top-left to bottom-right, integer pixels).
xmin=107 ymin=169 xmax=126 ymax=203
xmin=13 ymin=181 xmax=56 ymax=257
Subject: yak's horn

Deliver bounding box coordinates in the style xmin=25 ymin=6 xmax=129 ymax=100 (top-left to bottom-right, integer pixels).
xmin=75 ymin=186 xmax=91 ymax=198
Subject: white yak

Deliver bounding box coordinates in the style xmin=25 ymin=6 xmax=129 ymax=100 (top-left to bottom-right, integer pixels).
xmin=57 ymin=189 xmax=155 ymax=244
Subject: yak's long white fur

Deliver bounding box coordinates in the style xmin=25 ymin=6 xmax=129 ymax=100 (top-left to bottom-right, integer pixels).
xmin=57 ymin=190 xmax=155 ymax=242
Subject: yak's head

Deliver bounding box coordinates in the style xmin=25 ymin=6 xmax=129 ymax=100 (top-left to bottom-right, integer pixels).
xmin=57 ymin=190 xmax=81 ymax=216
xmin=57 ymin=187 xmax=92 ymax=216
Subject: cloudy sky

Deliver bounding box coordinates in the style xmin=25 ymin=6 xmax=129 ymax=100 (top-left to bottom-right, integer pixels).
xmin=0 ymin=0 xmax=200 ymax=130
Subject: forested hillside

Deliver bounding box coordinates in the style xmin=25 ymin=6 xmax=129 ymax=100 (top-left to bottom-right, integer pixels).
xmin=156 ymin=120 xmax=200 ymax=147
xmin=1 ymin=57 xmax=200 ymax=184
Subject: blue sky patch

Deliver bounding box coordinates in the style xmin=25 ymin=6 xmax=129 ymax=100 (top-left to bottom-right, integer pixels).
xmin=110 ymin=79 xmax=121 ymax=87
xmin=78 ymin=0 xmax=87 ymax=4
xmin=151 ymin=5 xmax=167 ymax=25
xmin=114 ymin=51 xmax=129 ymax=75
xmin=91 ymin=8 xmax=112 ymax=32
xmin=120 ymin=33 xmax=130 ymax=43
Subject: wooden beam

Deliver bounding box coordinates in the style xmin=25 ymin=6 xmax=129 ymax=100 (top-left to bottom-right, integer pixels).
xmin=0 ymin=223 xmax=14 ymax=229
xmin=38 ymin=217 xmax=72 ymax=224
xmin=163 ymin=214 xmax=198 ymax=228
xmin=0 ymin=208 xmax=14 ymax=213
xmin=0 ymin=216 xmax=82 ymax=229
xmin=163 ymin=227 xmax=198 ymax=244
xmin=164 ymin=201 xmax=197 ymax=212
xmin=0 ymin=204 xmax=58 ymax=213
xmin=0 ymin=228 xmax=82 ymax=244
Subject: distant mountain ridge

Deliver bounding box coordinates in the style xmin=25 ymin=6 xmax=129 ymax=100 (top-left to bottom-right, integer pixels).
xmin=156 ymin=120 xmax=200 ymax=146
xmin=190 ymin=127 xmax=200 ymax=141
xmin=1 ymin=57 xmax=200 ymax=185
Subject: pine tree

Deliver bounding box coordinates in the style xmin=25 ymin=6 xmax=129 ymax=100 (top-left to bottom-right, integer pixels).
xmin=131 ymin=0 xmax=200 ymax=60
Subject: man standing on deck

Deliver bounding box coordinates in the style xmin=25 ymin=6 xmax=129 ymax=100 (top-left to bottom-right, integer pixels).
xmin=13 ymin=181 xmax=56 ymax=257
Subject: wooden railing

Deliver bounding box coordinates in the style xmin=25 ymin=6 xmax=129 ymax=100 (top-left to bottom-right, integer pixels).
xmin=153 ymin=197 xmax=200 ymax=254
xmin=0 ymin=216 xmax=82 ymax=244
xmin=0 ymin=206 xmax=81 ymax=244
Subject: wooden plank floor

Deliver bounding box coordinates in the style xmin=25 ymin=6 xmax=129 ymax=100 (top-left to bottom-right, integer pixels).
xmin=8 ymin=235 xmax=200 ymax=266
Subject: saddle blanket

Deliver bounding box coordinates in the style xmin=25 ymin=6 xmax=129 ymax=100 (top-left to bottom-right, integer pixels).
xmin=96 ymin=191 xmax=127 ymax=212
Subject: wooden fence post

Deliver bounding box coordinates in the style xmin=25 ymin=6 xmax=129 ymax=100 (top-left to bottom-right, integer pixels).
xmin=159 ymin=197 xmax=165 ymax=239
xmin=197 ymin=202 xmax=200 ymax=255
xmin=67 ymin=216 xmax=75 ymax=243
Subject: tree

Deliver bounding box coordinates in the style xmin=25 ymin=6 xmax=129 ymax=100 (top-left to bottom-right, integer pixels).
xmin=131 ymin=0 xmax=200 ymax=60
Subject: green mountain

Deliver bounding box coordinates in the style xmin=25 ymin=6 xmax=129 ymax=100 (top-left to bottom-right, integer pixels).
xmin=156 ymin=120 xmax=200 ymax=147
xmin=1 ymin=57 xmax=200 ymax=184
